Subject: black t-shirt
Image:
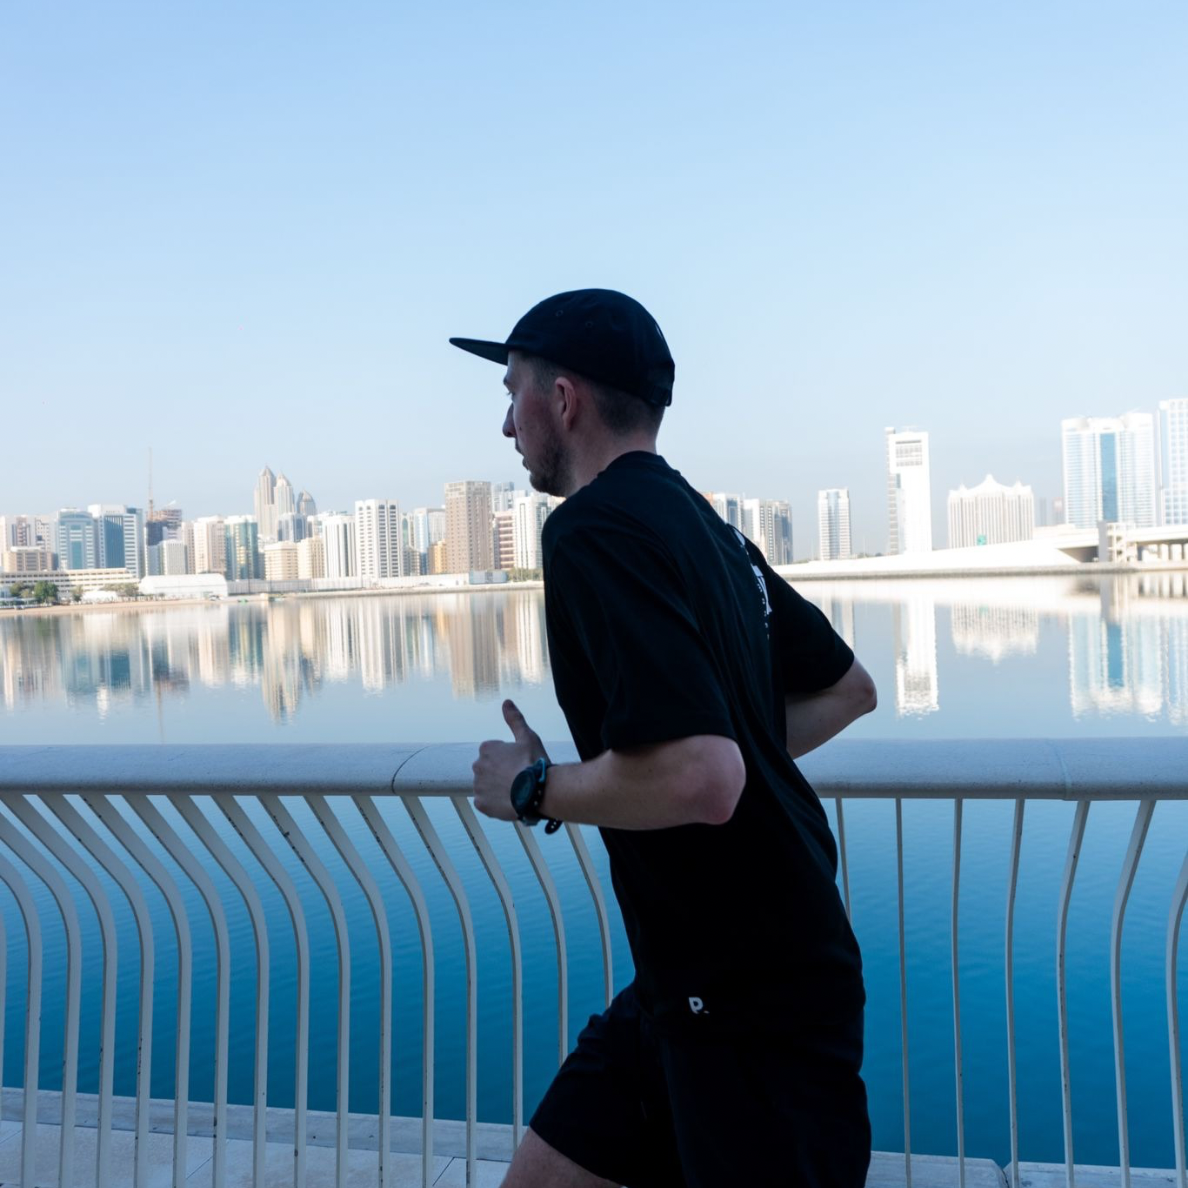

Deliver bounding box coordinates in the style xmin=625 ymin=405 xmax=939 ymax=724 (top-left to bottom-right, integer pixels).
xmin=542 ymin=451 xmax=864 ymax=1035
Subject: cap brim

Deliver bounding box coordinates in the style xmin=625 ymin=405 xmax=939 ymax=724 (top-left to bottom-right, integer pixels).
xmin=449 ymin=337 xmax=510 ymax=365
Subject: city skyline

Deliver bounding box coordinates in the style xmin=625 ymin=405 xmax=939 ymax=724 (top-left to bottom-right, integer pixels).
xmin=5 ymin=394 xmax=1186 ymax=578
xmin=3 ymin=3 xmax=1185 ymax=553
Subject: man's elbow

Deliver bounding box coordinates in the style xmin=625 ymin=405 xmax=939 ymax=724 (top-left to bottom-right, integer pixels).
xmin=688 ymin=737 xmax=746 ymax=825
xmin=855 ymin=668 xmax=877 ymax=716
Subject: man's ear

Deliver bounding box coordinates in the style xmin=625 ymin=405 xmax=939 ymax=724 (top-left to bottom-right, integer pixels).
xmin=554 ymin=375 xmax=580 ymax=432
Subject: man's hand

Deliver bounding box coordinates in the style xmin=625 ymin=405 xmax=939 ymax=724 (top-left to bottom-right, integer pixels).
xmin=472 ymin=699 xmax=550 ymax=821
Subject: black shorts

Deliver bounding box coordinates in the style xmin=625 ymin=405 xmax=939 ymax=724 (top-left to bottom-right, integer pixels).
xmin=529 ymin=984 xmax=871 ymax=1188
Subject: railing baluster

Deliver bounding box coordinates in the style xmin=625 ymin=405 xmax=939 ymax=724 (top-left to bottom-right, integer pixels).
xmin=166 ymin=794 xmax=272 ymax=1188
xmin=564 ymin=823 xmax=613 ymax=1009
xmin=1005 ymin=798 xmax=1025 ymax=1188
xmin=357 ymin=794 xmax=437 ymax=1188
xmin=306 ymin=793 xmax=393 ymax=1188
xmin=219 ymin=796 xmax=311 ymax=1188
xmin=516 ymin=823 xmax=569 ymax=1068
xmin=44 ymin=792 xmax=156 ymax=1188
xmin=835 ymin=797 xmax=852 ymax=922
xmin=7 ymin=797 xmax=119 ymax=1187
xmin=896 ymin=797 xmax=911 ymax=1188
xmin=404 ymin=795 xmax=478 ymax=1186
xmin=0 ymin=851 xmax=42 ymax=1188
xmin=0 ymin=813 xmax=82 ymax=1188
xmin=1056 ymin=799 xmax=1091 ymax=1188
xmin=84 ymin=793 xmax=195 ymax=1188
xmin=952 ymin=798 xmax=965 ymax=1188
xmin=1110 ymin=799 xmax=1155 ymax=1188
xmin=453 ymin=797 xmax=524 ymax=1148
xmin=1168 ymin=849 xmax=1188 ymax=1188
xmin=261 ymin=793 xmax=351 ymax=1188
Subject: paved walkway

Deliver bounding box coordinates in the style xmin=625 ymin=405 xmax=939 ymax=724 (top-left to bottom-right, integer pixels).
xmin=0 ymin=1095 xmax=1178 ymax=1187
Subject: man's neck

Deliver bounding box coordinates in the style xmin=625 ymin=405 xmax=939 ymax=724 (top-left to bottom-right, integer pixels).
xmin=565 ymin=436 xmax=658 ymax=496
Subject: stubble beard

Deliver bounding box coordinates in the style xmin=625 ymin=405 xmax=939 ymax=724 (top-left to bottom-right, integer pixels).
xmin=525 ymin=422 xmax=571 ymax=498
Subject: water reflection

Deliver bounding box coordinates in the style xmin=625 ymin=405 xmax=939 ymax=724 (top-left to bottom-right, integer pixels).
xmin=1 ymin=592 xmax=549 ymax=723
xmin=4 ymin=575 xmax=1188 ymax=730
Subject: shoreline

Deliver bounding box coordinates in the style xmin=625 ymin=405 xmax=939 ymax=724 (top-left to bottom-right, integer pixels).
xmin=5 ymin=563 xmax=1188 ymax=618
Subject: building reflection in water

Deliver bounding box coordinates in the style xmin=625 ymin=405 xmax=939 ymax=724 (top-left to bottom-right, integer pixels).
xmin=892 ymin=594 xmax=939 ymax=717
xmin=4 ymin=577 xmax=1188 ymax=725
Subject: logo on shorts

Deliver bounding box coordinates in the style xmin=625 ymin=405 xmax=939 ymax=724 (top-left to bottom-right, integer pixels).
xmin=688 ymin=996 xmax=708 ymax=1015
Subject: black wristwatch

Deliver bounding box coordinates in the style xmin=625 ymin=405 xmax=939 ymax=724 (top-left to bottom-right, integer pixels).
xmin=509 ymin=758 xmax=562 ymax=833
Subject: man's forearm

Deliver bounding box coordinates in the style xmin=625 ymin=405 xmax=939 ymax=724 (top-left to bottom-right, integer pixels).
xmin=538 ymin=736 xmax=745 ymax=830
xmin=784 ymin=659 xmax=877 ymax=759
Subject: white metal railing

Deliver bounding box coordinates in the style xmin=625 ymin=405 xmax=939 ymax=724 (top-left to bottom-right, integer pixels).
xmin=0 ymin=739 xmax=1183 ymax=1188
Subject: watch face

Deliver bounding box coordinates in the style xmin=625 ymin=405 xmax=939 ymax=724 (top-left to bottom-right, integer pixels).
xmin=510 ymin=766 xmax=538 ymax=818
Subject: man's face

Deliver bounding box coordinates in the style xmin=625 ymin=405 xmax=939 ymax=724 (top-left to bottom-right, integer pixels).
xmin=502 ymin=353 xmax=570 ymax=496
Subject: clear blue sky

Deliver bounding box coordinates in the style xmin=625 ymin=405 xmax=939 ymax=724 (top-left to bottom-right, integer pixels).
xmin=2 ymin=1 xmax=1185 ymax=555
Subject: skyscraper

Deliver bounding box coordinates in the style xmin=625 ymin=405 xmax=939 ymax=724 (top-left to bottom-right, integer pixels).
xmin=274 ymin=473 xmax=296 ymax=522
xmin=192 ymin=516 xmax=227 ymax=575
xmin=885 ymin=428 xmax=933 ymax=554
xmin=55 ymin=510 xmax=98 ymax=570
xmin=818 ymin=489 xmax=852 ymax=561
xmin=354 ymin=500 xmax=404 ymax=580
xmin=254 ymin=467 xmax=277 ymax=541
xmin=297 ymin=489 xmax=318 ymax=518
xmin=947 ymin=476 xmax=1035 ymax=548
xmin=1158 ymin=399 xmax=1188 ymax=525
xmin=319 ymin=513 xmax=356 ymax=580
xmin=87 ymin=504 xmax=146 ymax=578
xmin=492 ymin=511 xmax=515 ymax=571
xmin=410 ymin=507 xmax=447 ymax=556
xmin=1061 ymin=413 xmax=1156 ymax=529
xmin=444 ymin=481 xmax=493 ymax=573
xmin=225 ymin=516 xmax=262 ymax=579
xmin=512 ymin=492 xmax=552 ymax=570
xmin=710 ymin=493 xmax=743 ymax=531
xmin=742 ymin=499 xmax=794 ymax=565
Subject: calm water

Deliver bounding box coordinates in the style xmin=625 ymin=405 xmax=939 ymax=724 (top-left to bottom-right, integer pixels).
xmin=1 ymin=573 xmax=1186 ymax=1167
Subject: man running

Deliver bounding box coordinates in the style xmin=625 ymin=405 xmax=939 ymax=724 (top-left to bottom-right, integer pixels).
xmin=456 ymin=289 xmax=876 ymax=1187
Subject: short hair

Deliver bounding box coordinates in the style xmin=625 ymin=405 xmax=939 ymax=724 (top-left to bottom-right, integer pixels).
xmin=529 ymin=356 xmax=665 ymax=438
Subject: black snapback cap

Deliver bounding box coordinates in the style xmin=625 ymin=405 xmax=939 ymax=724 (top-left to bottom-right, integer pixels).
xmin=450 ymin=288 xmax=675 ymax=407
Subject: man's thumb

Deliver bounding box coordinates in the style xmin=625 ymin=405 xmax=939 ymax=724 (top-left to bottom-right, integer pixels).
xmin=503 ymin=699 xmax=529 ymax=740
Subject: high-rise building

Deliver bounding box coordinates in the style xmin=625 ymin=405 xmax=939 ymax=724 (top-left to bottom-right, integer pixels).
xmin=411 ymin=507 xmax=447 ymax=555
xmin=297 ymin=536 xmax=326 ymax=579
xmin=2 ymin=548 xmax=55 ymax=573
xmin=146 ymin=505 xmax=183 ymax=548
xmin=1158 ymin=399 xmax=1188 ymax=525
xmin=1061 ymin=413 xmax=1156 ymax=529
xmin=710 ymin=493 xmax=744 ymax=531
xmin=818 ymin=489 xmax=852 ymax=561
xmin=886 ymin=428 xmax=933 ymax=554
xmin=55 ymin=510 xmax=98 ymax=571
xmin=88 ymin=504 xmax=146 ymax=579
xmin=427 ymin=540 xmax=448 ymax=575
xmin=947 ymin=476 xmax=1035 ymax=548
xmin=297 ymin=489 xmax=317 ymax=518
xmin=512 ymin=492 xmax=552 ymax=570
xmin=225 ymin=516 xmax=262 ymax=579
xmin=276 ymin=512 xmax=307 ymax=543
xmin=491 ymin=481 xmax=516 ymax=513
xmin=192 ymin=516 xmax=227 ymax=575
xmin=492 ymin=511 xmax=515 ymax=571
xmin=263 ymin=541 xmax=300 ymax=581
xmin=354 ymin=500 xmax=403 ymax=580
xmin=274 ymin=473 xmax=296 ymax=522
xmin=318 ymin=513 xmax=356 ymax=580
xmin=254 ymin=467 xmax=277 ymax=541
xmin=742 ymin=499 xmax=793 ymax=566
xmin=148 ymin=538 xmax=188 ymax=576
xmin=444 ymin=481 xmax=493 ymax=573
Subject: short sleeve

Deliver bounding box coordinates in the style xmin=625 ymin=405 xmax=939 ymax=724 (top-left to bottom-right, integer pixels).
xmin=548 ymin=525 xmax=737 ymax=752
xmin=750 ymin=549 xmax=855 ymax=695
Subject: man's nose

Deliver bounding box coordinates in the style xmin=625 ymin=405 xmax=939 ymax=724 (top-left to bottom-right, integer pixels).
xmin=502 ymin=406 xmax=515 ymax=438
